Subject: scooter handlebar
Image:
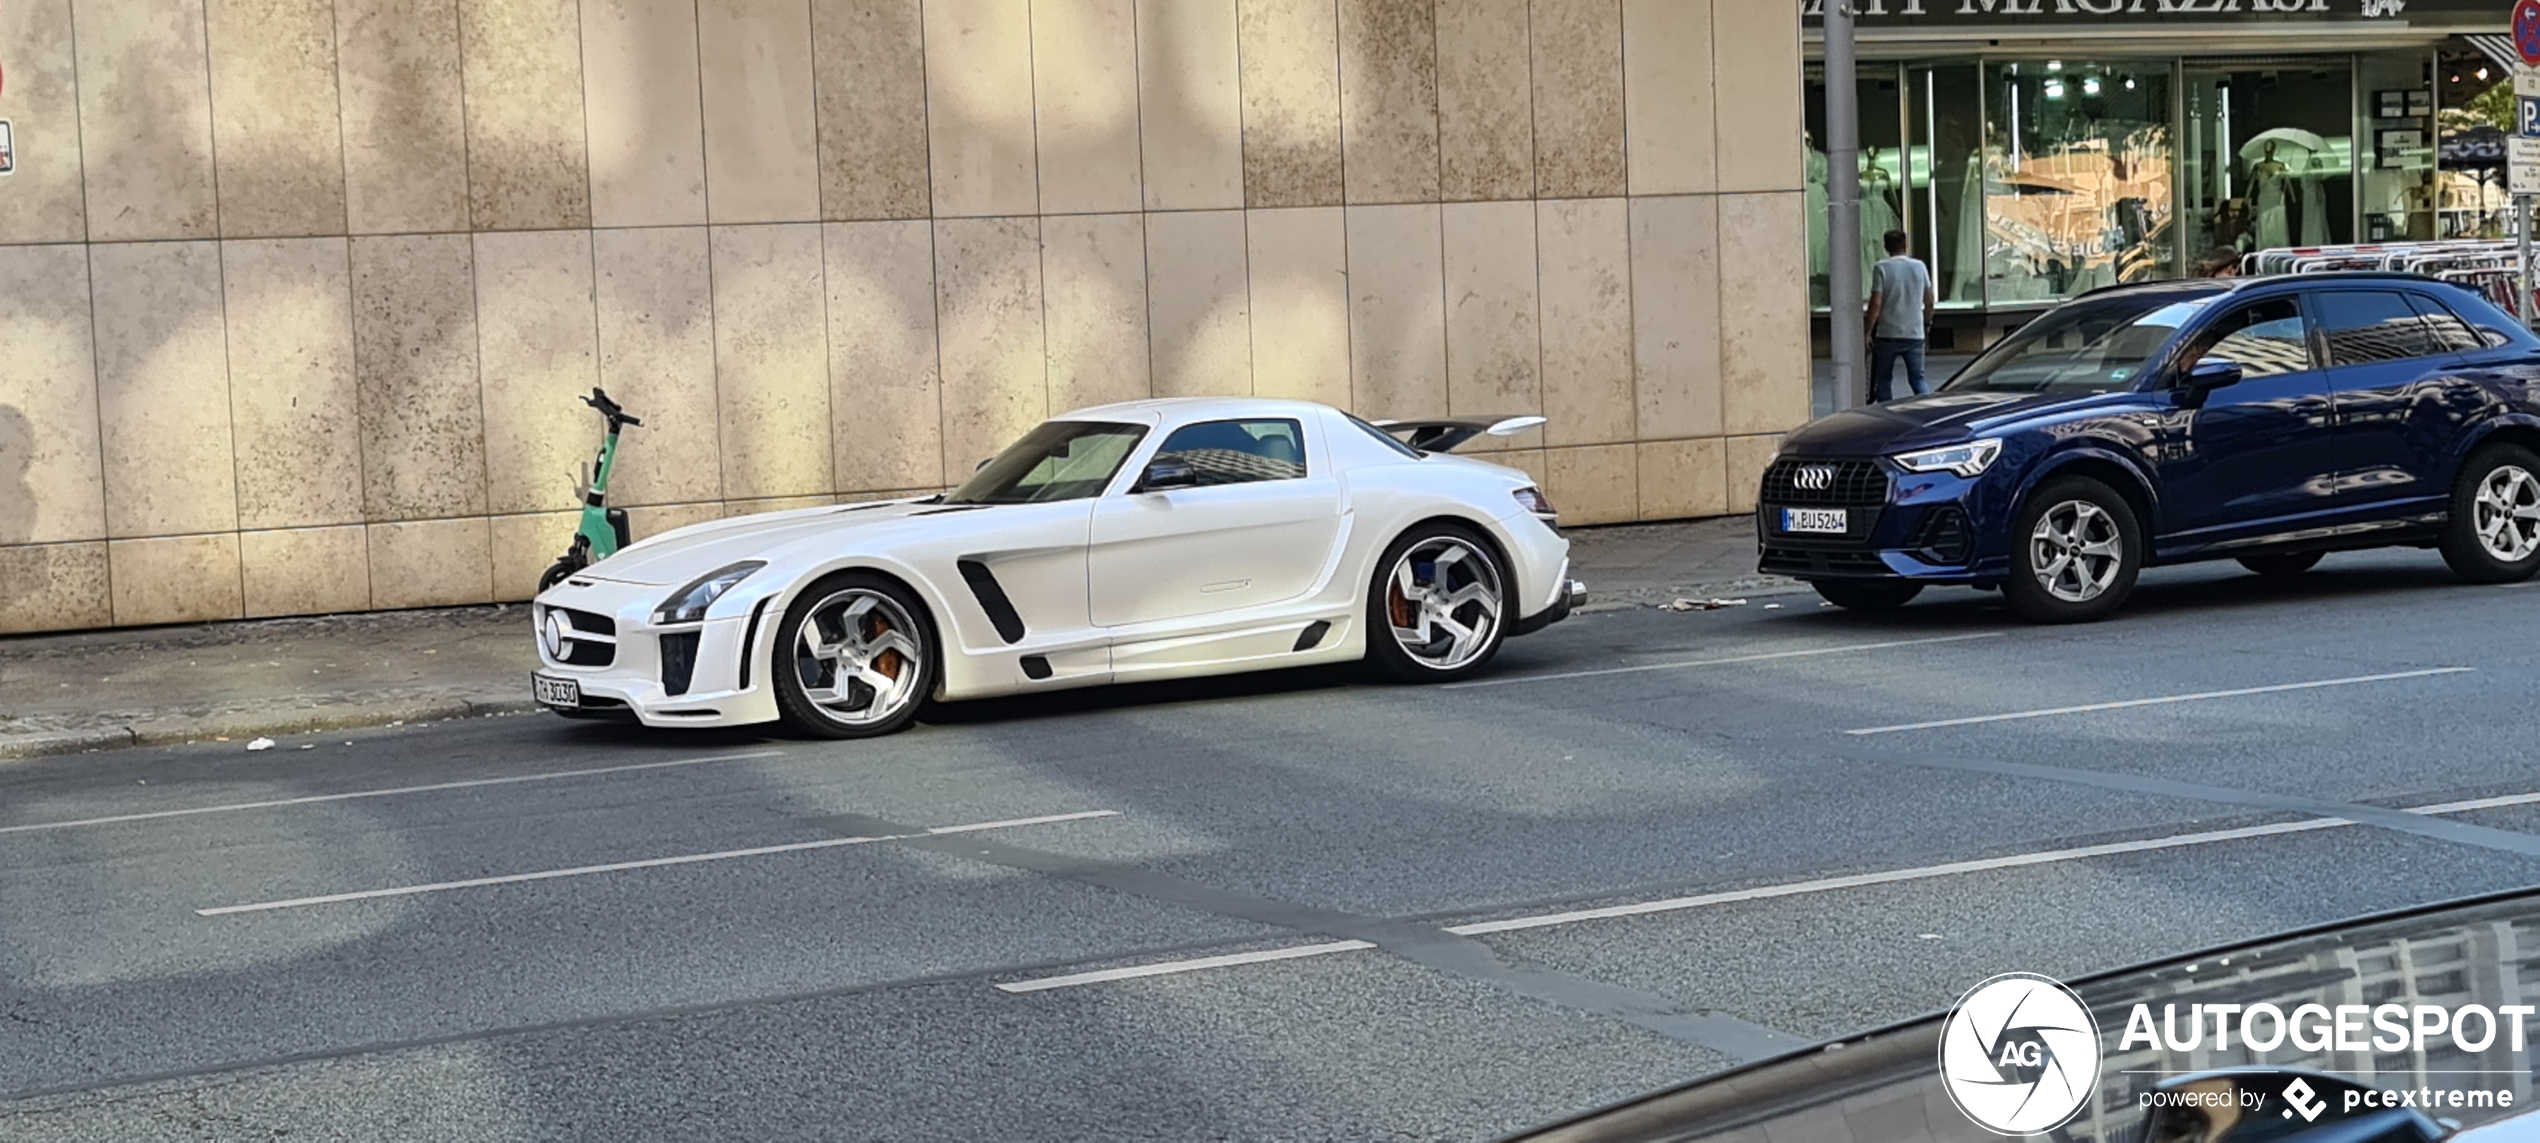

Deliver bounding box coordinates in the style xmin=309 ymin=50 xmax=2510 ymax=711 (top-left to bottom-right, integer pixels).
xmin=582 ymin=387 xmax=641 ymax=428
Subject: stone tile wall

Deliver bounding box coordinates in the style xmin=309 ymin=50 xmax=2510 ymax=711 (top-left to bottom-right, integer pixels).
xmin=0 ymin=0 xmax=1805 ymax=634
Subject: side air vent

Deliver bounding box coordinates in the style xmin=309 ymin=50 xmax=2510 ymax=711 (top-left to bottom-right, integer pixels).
xmin=1294 ymin=620 xmax=1332 ymax=652
xmin=956 ymin=559 xmax=1027 ymax=643
xmin=1019 ymin=654 xmax=1053 ymax=680
xmin=660 ymin=631 xmax=701 ymax=696
xmin=737 ymin=597 xmax=771 ymax=689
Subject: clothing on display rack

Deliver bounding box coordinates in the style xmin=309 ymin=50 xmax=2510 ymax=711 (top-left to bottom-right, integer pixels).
xmin=1952 ymin=148 xmax=1986 ymax=303
xmin=1860 ymin=163 xmax=1901 ymax=287
xmin=1806 ymin=146 xmax=1830 ymax=305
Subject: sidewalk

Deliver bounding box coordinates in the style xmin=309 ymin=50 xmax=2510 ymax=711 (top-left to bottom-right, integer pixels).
xmin=0 ymin=516 xmax=1784 ymax=760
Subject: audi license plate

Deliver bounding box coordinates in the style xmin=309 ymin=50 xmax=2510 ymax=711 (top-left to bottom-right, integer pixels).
xmin=1781 ymin=507 xmax=1848 ymax=534
xmin=531 ymin=673 xmax=581 ymax=709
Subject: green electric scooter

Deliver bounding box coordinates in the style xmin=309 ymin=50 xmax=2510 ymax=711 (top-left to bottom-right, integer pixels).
xmin=538 ymin=388 xmax=641 ymax=592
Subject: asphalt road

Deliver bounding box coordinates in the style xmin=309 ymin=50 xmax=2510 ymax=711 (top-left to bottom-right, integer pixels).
xmin=4 ymin=548 xmax=2538 ymax=1141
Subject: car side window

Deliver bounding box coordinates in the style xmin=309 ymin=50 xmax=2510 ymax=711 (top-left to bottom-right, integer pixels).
xmin=1151 ymin=419 xmax=1308 ymax=486
xmin=2404 ymin=293 xmax=2487 ymax=353
xmin=2312 ymin=290 xmax=2439 ymax=365
xmin=2183 ymin=298 xmax=2309 ymax=379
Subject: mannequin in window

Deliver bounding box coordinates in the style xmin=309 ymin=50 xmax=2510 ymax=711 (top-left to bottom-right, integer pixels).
xmin=2249 ymin=141 xmax=2290 ymax=250
xmin=1861 ymin=161 xmax=1901 ymax=289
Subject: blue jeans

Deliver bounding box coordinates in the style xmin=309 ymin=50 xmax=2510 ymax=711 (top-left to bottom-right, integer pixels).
xmin=1870 ymin=337 xmax=1928 ymax=402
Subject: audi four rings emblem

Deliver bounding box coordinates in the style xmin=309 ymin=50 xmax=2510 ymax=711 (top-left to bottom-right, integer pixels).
xmin=1793 ymin=465 xmax=1836 ymax=491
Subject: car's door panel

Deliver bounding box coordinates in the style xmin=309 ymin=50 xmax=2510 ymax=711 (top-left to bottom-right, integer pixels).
xmin=2150 ymin=296 xmax=2339 ymax=545
xmin=2313 ymin=289 xmax=2458 ymax=515
xmin=1088 ymin=419 xmax=1347 ymax=628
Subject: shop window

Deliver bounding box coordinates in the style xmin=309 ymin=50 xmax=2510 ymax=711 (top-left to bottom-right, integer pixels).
xmin=2180 ymin=61 xmax=2355 ymax=265
xmin=1982 ymin=61 xmax=2173 ymax=305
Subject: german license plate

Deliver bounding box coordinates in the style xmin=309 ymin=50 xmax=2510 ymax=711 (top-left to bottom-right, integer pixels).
xmin=531 ymin=673 xmax=581 ymax=709
xmin=1781 ymin=507 xmax=1848 ymax=534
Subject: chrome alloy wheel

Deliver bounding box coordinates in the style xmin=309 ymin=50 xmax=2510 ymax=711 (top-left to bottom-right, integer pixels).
xmin=2472 ymin=463 xmax=2540 ymax=563
xmin=1384 ymin=537 xmax=1503 ymax=672
xmin=792 ymin=588 xmax=924 ymax=728
xmin=2028 ymin=499 xmax=2124 ymax=604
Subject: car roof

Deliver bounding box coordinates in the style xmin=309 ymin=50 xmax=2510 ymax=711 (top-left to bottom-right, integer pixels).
xmin=1054 ymin=395 xmax=1337 ymax=423
xmin=2076 ymin=270 xmax=2465 ymax=304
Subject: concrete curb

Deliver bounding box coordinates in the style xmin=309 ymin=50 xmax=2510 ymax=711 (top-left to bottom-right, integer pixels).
xmin=0 ymin=694 xmax=544 ymax=762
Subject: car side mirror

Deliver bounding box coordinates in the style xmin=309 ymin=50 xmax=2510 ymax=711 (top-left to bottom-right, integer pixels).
xmin=1135 ymin=459 xmax=1199 ymax=493
xmin=2176 ymin=360 xmax=2243 ymax=408
xmin=975 ymin=456 xmax=995 ymax=472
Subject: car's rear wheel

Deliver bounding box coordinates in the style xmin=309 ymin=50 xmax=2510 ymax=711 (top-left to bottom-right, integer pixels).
xmin=2003 ymin=477 xmax=2141 ymax=623
xmin=770 ymin=572 xmax=934 ymax=738
xmin=1809 ymin=579 xmax=1923 ymax=611
xmin=1366 ymin=523 xmax=1508 ymax=683
xmin=2236 ymin=551 xmax=2323 ymax=577
xmin=2439 ymin=444 xmax=2540 ymax=584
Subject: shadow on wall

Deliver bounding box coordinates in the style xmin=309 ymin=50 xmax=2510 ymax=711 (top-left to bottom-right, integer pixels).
xmin=0 ymin=405 xmax=33 ymax=546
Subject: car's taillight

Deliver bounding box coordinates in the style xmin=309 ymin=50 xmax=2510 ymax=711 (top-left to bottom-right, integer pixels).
xmin=1514 ymin=486 xmax=1557 ymax=518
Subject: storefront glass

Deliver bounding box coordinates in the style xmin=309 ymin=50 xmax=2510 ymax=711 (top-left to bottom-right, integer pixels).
xmin=1803 ymin=65 xmax=1906 ymax=309
xmin=1908 ymin=65 xmax=1984 ymax=307
xmin=2179 ymin=60 xmax=2355 ymax=263
xmin=1982 ymin=60 xmax=2172 ymax=304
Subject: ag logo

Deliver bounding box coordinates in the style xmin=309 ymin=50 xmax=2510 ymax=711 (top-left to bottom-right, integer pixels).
xmin=1938 ymin=973 xmax=2101 ymax=1135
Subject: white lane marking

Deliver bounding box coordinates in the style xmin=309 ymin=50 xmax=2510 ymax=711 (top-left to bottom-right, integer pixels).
xmin=0 ymin=751 xmax=789 ymax=836
xmin=197 ymin=810 xmax=1120 ymax=916
xmin=994 ymin=941 xmax=1379 ymax=993
xmin=997 ymin=789 xmax=2540 ymax=992
xmin=1842 ymin=667 xmax=2475 ymax=736
xmin=1443 ymin=633 xmax=2003 ymax=689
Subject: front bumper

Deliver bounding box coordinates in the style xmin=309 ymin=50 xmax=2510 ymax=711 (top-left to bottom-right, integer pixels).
xmin=528 ymin=576 xmax=781 ymax=728
xmin=1755 ymin=462 xmax=2010 ymax=584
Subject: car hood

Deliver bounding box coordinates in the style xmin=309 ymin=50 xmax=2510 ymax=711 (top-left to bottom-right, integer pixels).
xmin=1778 ymin=389 xmax=2138 ymax=457
xmin=578 ymin=498 xmax=949 ymax=586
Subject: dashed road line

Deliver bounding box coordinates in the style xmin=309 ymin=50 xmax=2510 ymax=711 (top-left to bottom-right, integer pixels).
xmin=1843 ymin=667 xmax=2473 ymax=735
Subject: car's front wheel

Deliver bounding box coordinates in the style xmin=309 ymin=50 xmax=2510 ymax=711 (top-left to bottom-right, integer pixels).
xmin=770 ymin=572 xmax=935 ymax=738
xmin=1809 ymin=579 xmax=1923 ymax=611
xmin=2003 ymin=477 xmax=2141 ymax=623
xmin=2439 ymin=443 xmax=2540 ymax=584
xmin=1366 ymin=523 xmax=1509 ymax=683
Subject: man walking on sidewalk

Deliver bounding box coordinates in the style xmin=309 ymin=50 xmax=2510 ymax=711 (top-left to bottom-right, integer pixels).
xmin=1863 ymin=229 xmax=1936 ymax=403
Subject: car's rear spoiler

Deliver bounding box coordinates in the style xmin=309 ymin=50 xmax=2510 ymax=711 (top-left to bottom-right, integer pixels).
xmin=1368 ymin=415 xmax=1546 ymax=453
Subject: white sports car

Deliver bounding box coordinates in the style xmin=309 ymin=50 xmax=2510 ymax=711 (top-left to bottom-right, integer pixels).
xmin=528 ymin=397 xmax=1585 ymax=737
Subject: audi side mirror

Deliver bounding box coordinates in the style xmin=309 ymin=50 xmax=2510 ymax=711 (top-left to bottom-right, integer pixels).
xmin=2176 ymin=360 xmax=2243 ymax=408
xmin=1135 ymin=459 xmax=1199 ymax=493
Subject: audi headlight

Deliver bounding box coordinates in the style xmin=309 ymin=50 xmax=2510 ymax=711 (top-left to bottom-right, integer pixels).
xmin=653 ymin=561 xmax=764 ymax=625
xmin=1891 ymin=438 xmax=2002 ymax=478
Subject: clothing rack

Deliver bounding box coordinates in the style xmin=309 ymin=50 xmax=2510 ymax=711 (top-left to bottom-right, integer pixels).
xmin=2239 ymin=240 xmax=2537 ymax=320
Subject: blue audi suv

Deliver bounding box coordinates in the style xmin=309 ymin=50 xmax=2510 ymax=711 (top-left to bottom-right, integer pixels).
xmin=1759 ymin=273 xmax=2540 ymax=621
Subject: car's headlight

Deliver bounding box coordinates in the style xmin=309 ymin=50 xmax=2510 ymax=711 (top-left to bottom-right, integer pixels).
xmin=653 ymin=561 xmax=764 ymax=625
xmin=1891 ymin=438 xmax=2002 ymax=478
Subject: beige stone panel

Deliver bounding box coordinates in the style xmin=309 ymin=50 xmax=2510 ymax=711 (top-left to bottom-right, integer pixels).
xmin=1441 ymin=201 xmax=1541 ymax=451
xmin=594 ymin=227 xmax=723 ymax=506
xmin=1621 ymin=0 xmax=1714 ymax=196
xmin=1344 ymin=203 xmax=1445 ymax=421
xmin=240 ymin=525 xmax=370 ymax=616
xmin=109 ymin=534 xmax=243 ymax=625
xmin=92 ymin=242 xmax=235 ymax=538
xmin=459 ymin=0 xmax=591 ymax=230
xmin=206 ymin=0 xmax=348 ymax=237
xmin=626 ymin=501 xmax=723 ymax=541
xmin=337 ymin=0 xmax=470 ymax=233
xmin=224 ymin=238 xmax=362 ymax=530
xmin=1032 ymin=0 xmax=1142 ymax=215
xmin=351 ymin=234 xmax=486 ymax=520
xmin=0 ymin=543 xmax=112 ymax=633
xmin=368 ymin=517 xmax=494 ymax=608
xmin=1136 ymin=0 xmax=1243 ymax=211
xmin=1722 ymin=433 xmax=1778 ymax=514
xmin=924 ymin=0 xmax=1039 ymax=218
xmin=1630 ymin=194 xmax=1722 ymax=441
xmin=712 ymin=224 xmax=833 ymax=499
xmin=1493 ymin=446 xmax=1547 ymax=490
xmin=932 ymin=216 xmax=1046 ymax=484
xmin=582 ymin=0 xmax=708 ymax=227
xmin=1246 ymin=207 xmax=1349 ymax=408
xmin=1529 ymin=0 xmax=1624 ymax=199
xmin=1039 ymin=214 xmax=1150 ymax=414
xmin=1238 ymin=0 xmax=1343 ymax=208
xmin=1337 ymin=0 xmax=1437 ymax=205
xmin=1145 ymin=210 xmax=1252 ymax=399
xmin=478 ymin=231 xmax=600 ymax=516
xmin=826 ymin=219 xmax=946 ymax=492
xmin=1536 ymin=198 xmax=1632 ymax=447
xmin=1543 ymin=444 xmax=1634 ymax=525
xmin=1436 ymin=0 xmax=1531 ymax=201
xmin=488 ymin=510 xmax=576 ymax=600
xmin=74 ymin=0 xmax=218 ymax=241
xmin=1712 ymin=0 xmax=1800 ymax=194
xmin=699 ymin=0 xmax=821 ymax=224
xmin=811 ymin=0 xmax=930 ymax=220
xmin=0 ymin=0 xmax=88 ymax=242
xmin=1718 ymin=192 xmax=1811 ymax=436
xmin=0 ymin=246 xmax=105 ymax=545
xmin=1636 ymin=436 xmax=1725 ymax=520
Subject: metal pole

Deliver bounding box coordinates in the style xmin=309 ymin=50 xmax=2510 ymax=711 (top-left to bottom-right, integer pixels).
xmin=2520 ymin=195 xmax=2535 ymax=327
xmin=1823 ymin=0 xmax=1865 ymax=410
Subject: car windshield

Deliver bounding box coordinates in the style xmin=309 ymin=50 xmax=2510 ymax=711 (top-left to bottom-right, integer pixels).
xmin=944 ymin=420 xmax=1148 ymax=504
xmin=1943 ymin=293 xmax=2219 ymax=394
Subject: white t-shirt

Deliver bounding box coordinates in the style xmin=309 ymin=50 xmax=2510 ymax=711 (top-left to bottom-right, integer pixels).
xmin=1870 ymin=255 xmax=1931 ymax=341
